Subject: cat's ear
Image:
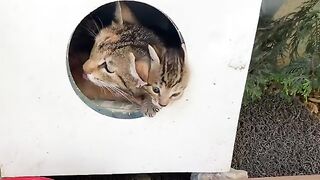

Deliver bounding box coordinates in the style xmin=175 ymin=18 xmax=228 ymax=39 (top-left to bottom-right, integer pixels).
xmin=181 ymin=43 xmax=188 ymax=63
xmin=135 ymin=58 xmax=149 ymax=83
xmin=128 ymin=53 xmax=147 ymax=87
xmin=112 ymin=1 xmax=123 ymax=26
xmin=119 ymin=1 xmax=139 ymax=24
xmin=148 ymin=44 xmax=160 ymax=65
xmin=113 ymin=1 xmax=138 ymax=26
xmin=148 ymin=44 xmax=162 ymax=83
xmin=180 ymin=43 xmax=190 ymax=87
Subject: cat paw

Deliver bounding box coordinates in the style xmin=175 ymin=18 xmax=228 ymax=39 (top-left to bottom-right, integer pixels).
xmin=141 ymin=102 xmax=161 ymax=117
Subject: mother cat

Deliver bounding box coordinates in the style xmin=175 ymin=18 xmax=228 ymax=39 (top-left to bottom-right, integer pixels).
xmin=82 ymin=1 xmax=189 ymax=117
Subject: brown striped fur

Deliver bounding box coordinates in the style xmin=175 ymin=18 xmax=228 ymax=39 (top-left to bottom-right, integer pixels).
xmin=82 ymin=1 xmax=164 ymax=117
xmin=82 ymin=1 xmax=189 ymax=116
xmin=143 ymin=44 xmax=190 ymax=107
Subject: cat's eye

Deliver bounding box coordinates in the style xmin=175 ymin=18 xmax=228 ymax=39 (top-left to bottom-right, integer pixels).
xmin=153 ymin=87 xmax=160 ymax=94
xmin=100 ymin=62 xmax=114 ymax=73
xmin=171 ymin=92 xmax=180 ymax=98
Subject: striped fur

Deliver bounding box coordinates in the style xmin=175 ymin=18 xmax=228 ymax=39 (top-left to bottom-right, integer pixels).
xmin=82 ymin=1 xmax=189 ymax=116
xmin=144 ymin=44 xmax=189 ymax=107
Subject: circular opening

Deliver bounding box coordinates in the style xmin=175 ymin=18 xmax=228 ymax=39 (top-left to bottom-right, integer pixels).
xmin=67 ymin=1 xmax=186 ymax=119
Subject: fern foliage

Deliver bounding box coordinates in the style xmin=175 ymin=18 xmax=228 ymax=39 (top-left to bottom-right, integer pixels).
xmin=244 ymin=0 xmax=320 ymax=103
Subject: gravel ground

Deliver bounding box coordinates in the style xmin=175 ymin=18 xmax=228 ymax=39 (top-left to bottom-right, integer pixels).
xmin=232 ymin=95 xmax=320 ymax=177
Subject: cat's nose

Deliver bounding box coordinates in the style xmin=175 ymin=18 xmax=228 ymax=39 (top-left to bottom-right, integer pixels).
xmin=83 ymin=59 xmax=94 ymax=74
xmin=82 ymin=73 xmax=88 ymax=80
xmin=159 ymin=103 xmax=167 ymax=107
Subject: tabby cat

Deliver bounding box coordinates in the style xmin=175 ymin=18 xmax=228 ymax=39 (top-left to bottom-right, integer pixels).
xmin=82 ymin=1 xmax=189 ymax=117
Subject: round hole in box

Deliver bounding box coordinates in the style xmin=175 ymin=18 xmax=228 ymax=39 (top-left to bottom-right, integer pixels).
xmin=67 ymin=1 xmax=185 ymax=119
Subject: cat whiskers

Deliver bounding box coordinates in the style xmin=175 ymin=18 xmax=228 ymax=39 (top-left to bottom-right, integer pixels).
xmin=109 ymin=86 xmax=134 ymax=104
xmin=108 ymin=85 xmax=137 ymax=105
xmin=82 ymin=24 xmax=97 ymax=38
xmin=92 ymin=18 xmax=101 ymax=34
xmin=99 ymin=86 xmax=116 ymax=98
xmin=96 ymin=17 xmax=104 ymax=29
xmin=82 ymin=17 xmax=104 ymax=38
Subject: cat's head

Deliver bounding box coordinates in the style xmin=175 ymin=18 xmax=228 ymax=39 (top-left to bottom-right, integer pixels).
xmin=82 ymin=1 xmax=146 ymax=92
xmin=82 ymin=50 xmax=140 ymax=90
xmin=83 ymin=42 xmax=160 ymax=94
xmin=144 ymin=44 xmax=190 ymax=107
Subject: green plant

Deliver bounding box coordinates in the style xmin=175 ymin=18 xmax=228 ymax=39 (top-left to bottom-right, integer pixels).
xmin=243 ymin=0 xmax=320 ymax=103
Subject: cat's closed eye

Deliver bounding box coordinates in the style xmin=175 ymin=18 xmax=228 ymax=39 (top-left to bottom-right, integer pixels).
xmin=99 ymin=62 xmax=114 ymax=73
xmin=171 ymin=92 xmax=180 ymax=98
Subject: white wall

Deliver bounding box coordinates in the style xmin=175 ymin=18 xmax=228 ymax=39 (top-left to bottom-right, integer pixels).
xmin=0 ymin=0 xmax=261 ymax=177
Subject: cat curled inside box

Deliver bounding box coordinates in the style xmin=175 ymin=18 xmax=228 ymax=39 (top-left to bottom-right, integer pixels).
xmin=82 ymin=1 xmax=189 ymax=117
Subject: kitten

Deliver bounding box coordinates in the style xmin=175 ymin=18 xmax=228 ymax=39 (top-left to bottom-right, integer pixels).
xmin=113 ymin=1 xmax=190 ymax=110
xmin=113 ymin=1 xmax=190 ymax=108
xmin=142 ymin=44 xmax=190 ymax=108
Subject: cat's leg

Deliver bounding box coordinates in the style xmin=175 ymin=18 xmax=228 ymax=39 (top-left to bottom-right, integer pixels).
xmin=140 ymin=95 xmax=161 ymax=117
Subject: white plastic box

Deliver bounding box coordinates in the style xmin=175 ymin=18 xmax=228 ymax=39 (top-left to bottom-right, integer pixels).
xmin=0 ymin=0 xmax=261 ymax=177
